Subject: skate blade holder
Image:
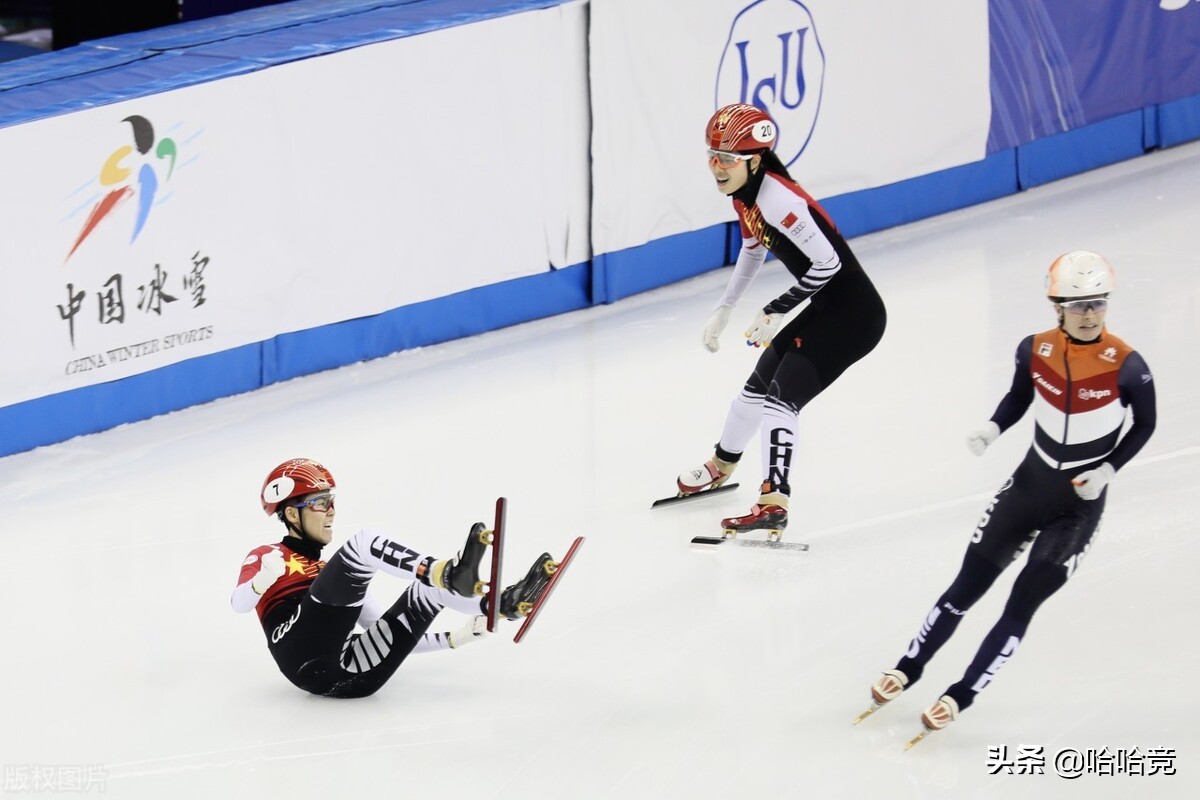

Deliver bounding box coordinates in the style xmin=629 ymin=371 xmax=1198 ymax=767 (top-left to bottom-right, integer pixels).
xmin=721 ymin=528 xmax=784 ymax=542
xmin=516 ymin=558 xmax=561 ymax=617
xmin=468 ymin=526 xmax=497 ymax=597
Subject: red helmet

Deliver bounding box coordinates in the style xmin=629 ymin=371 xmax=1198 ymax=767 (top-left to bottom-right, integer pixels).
xmin=261 ymin=458 xmax=335 ymax=515
xmin=706 ymin=103 xmax=777 ymax=153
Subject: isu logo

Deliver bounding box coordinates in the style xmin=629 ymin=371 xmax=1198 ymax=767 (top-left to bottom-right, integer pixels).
xmin=715 ymin=0 xmax=826 ymax=167
xmin=1078 ymin=388 xmax=1112 ymax=401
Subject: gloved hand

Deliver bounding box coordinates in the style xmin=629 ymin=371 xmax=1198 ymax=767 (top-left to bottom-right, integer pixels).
xmin=251 ymin=548 xmax=286 ymax=595
xmin=449 ymin=615 xmax=489 ymax=649
xmin=744 ymin=310 xmax=783 ymax=348
xmin=1072 ymin=462 xmax=1115 ymax=501
xmin=702 ymin=305 xmax=733 ymax=353
xmin=966 ymin=421 xmax=1001 ymax=456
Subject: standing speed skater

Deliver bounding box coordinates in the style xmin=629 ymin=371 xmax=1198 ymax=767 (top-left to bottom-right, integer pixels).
xmin=675 ymin=103 xmax=887 ymax=540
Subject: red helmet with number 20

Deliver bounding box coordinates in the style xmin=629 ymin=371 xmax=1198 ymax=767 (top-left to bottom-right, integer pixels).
xmin=261 ymin=458 xmax=335 ymax=515
xmin=706 ymin=103 xmax=777 ymax=153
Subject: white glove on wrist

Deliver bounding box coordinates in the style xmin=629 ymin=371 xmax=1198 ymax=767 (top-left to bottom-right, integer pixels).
xmin=251 ymin=548 xmax=286 ymax=595
xmin=744 ymin=310 xmax=783 ymax=347
xmin=702 ymin=305 xmax=733 ymax=353
xmin=1072 ymin=462 xmax=1115 ymax=501
xmin=966 ymin=421 xmax=1001 ymax=456
xmin=449 ymin=615 xmax=489 ymax=649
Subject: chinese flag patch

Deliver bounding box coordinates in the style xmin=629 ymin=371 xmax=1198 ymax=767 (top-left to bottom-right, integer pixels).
xmin=780 ymin=212 xmax=798 ymax=228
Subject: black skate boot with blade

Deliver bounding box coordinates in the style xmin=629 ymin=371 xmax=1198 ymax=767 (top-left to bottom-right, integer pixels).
xmin=443 ymin=522 xmax=492 ymax=597
xmin=499 ymin=553 xmax=555 ymax=620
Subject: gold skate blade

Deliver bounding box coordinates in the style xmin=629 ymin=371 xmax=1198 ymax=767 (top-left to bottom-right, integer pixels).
xmin=852 ymin=703 xmax=882 ymax=725
xmin=905 ymin=730 xmax=932 ymax=750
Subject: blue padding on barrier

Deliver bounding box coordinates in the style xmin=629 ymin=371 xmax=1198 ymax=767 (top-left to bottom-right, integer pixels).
xmin=592 ymin=224 xmax=729 ymax=305
xmin=1016 ymin=111 xmax=1145 ymax=189
xmin=109 ymin=0 xmax=427 ymax=51
xmin=0 ymin=343 xmax=262 ymax=458
xmin=264 ymin=262 xmax=591 ymax=383
xmin=0 ymin=47 xmax=151 ymax=91
xmin=0 ymin=0 xmax=574 ymax=129
xmin=184 ymin=0 xmax=566 ymax=64
xmin=822 ymin=150 xmax=1018 ymax=240
xmin=1157 ymin=92 xmax=1200 ymax=149
xmin=0 ymin=52 xmax=255 ymax=128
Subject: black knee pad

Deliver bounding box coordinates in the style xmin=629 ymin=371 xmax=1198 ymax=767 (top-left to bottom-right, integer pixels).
xmin=768 ymin=356 xmax=823 ymax=411
xmin=942 ymin=549 xmax=1004 ymax=611
xmin=1004 ymin=559 xmax=1068 ymax=622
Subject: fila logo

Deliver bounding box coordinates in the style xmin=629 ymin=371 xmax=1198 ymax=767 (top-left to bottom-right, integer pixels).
xmin=1038 ymin=342 xmax=1053 ymax=357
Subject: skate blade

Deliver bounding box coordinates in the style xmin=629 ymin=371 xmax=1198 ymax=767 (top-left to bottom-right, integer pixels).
xmin=852 ymin=703 xmax=882 ymax=725
xmin=904 ymin=729 xmax=932 ymax=750
xmin=690 ymin=536 xmax=809 ymax=552
xmin=651 ymin=482 xmax=740 ymax=508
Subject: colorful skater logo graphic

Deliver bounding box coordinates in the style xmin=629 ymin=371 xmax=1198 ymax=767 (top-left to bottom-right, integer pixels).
xmin=66 ymin=114 xmax=177 ymax=262
xmin=715 ymin=0 xmax=826 ymax=167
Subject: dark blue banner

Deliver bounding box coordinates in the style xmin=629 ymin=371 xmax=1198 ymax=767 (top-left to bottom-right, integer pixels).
xmin=989 ymin=0 xmax=1200 ymax=152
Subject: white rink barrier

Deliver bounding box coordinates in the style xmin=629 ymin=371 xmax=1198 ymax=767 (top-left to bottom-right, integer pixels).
xmin=2 ymin=0 xmax=1199 ymax=457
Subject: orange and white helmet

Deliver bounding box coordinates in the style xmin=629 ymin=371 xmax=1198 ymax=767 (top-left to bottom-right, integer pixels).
xmin=261 ymin=458 xmax=334 ymax=516
xmin=1046 ymin=250 xmax=1115 ymax=300
xmin=705 ymin=103 xmax=777 ymax=153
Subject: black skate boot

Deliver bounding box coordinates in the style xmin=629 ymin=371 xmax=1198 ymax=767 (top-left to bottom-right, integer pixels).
xmin=439 ymin=522 xmax=492 ymax=597
xmin=720 ymin=483 xmax=788 ymax=541
xmin=499 ymin=553 xmax=555 ymax=620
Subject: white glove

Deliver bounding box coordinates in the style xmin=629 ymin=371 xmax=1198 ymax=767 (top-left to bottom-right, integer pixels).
xmin=251 ymin=548 xmax=286 ymax=595
xmin=1072 ymin=462 xmax=1115 ymax=501
xmin=702 ymin=305 xmax=733 ymax=353
xmin=449 ymin=615 xmax=489 ymax=649
xmin=744 ymin=310 xmax=783 ymax=348
xmin=966 ymin=421 xmax=1001 ymax=456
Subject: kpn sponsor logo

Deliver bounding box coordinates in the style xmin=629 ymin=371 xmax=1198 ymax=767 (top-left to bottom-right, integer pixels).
xmin=715 ymin=0 xmax=826 ymax=167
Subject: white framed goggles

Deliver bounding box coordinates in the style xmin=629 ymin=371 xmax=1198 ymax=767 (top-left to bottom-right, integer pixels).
xmin=707 ymin=149 xmax=753 ymax=167
xmin=1057 ymin=298 xmax=1108 ymax=314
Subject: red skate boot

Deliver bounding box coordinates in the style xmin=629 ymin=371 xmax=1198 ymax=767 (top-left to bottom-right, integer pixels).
xmin=720 ymin=484 xmax=788 ymax=541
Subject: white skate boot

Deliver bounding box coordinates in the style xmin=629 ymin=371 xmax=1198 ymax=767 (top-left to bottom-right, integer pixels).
xmin=905 ymin=694 xmax=959 ymax=749
xmin=853 ymin=668 xmax=908 ymax=724
xmin=676 ymin=455 xmax=737 ymax=496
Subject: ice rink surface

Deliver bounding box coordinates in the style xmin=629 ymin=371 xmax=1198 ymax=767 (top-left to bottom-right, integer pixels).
xmin=3 ymin=141 xmax=1199 ymax=799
